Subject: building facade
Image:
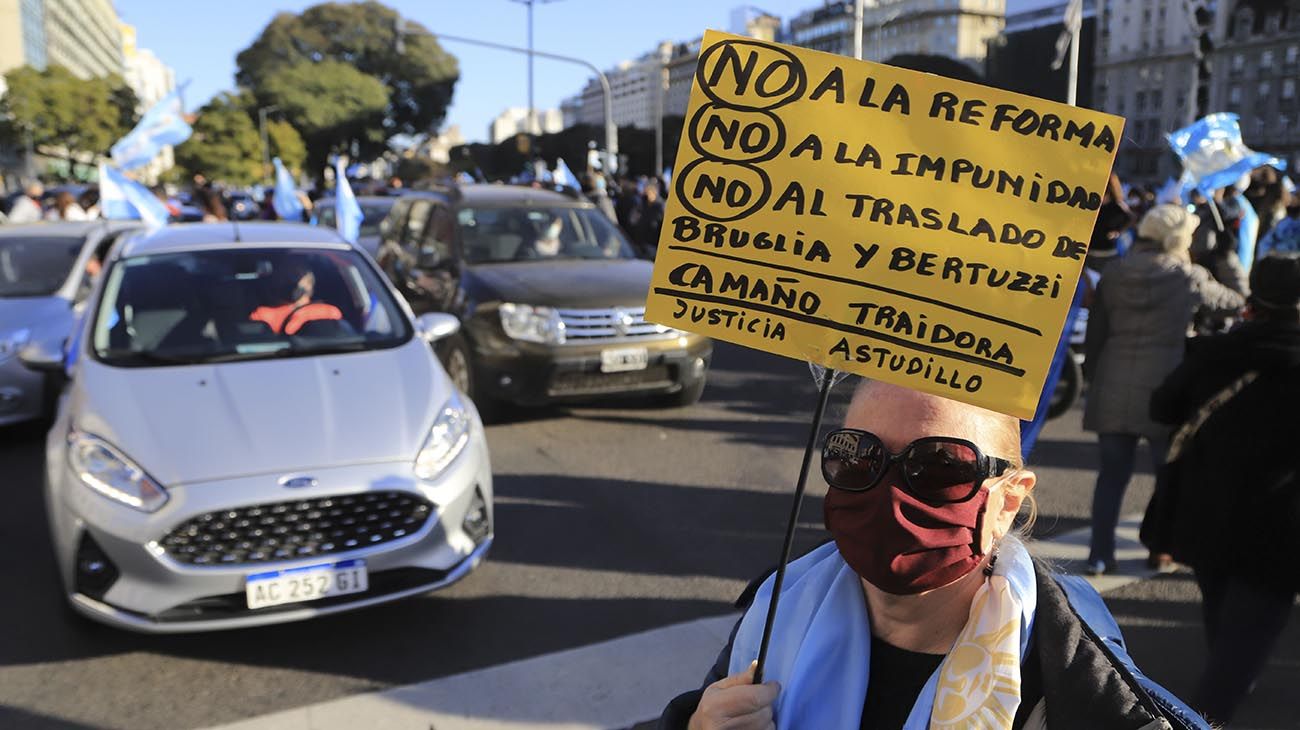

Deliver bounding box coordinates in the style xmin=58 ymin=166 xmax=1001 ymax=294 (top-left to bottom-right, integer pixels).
xmin=0 ymin=0 xmax=47 ymax=81
xmin=985 ymin=0 xmax=1096 ymax=107
xmin=489 ymin=107 xmax=563 ymax=144
xmin=1093 ymin=0 xmax=1203 ymax=181
xmin=788 ymin=0 xmax=1006 ymax=67
xmin=121 ymin=23 xmax=178 ymax=184
xmin=44 ymin=0 xmax=122 ymax=80
xmin=1208 ymin=0 xmax=1300 ymax=174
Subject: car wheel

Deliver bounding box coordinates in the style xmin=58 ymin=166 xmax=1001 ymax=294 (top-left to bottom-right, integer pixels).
xmin=657 ymin=376 xmax=707 ymax=408
xmin=439 ymin=334 xmax=506 ymax=423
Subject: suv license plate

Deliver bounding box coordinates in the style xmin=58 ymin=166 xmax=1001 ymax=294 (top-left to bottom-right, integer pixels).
xmin=600 ymin=347 xmax=648 ymax=373
xmin=245 ymin=559 xmax=368 ymax=610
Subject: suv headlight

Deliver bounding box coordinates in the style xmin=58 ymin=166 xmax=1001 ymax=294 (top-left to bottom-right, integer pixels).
xmin=498 ymin=303 xmax=566 ymax=344
xmin=67 ymin=431 xmax=168 ymax=512
xmin=414 ymin=392 xmax=472 ymax=480
xmin=0 ymin=328 xmax=30 ymax=363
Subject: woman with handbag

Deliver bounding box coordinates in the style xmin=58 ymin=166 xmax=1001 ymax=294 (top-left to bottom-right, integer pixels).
xmin=1150 ymin=253 xmax=1300 ymax=725
xmin=1082 ymin=204 xmax=1245 ymax=575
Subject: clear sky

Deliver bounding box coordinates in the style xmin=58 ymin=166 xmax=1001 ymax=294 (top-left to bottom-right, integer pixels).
xmin=115 ymin=0 xmax=1059 ymax=144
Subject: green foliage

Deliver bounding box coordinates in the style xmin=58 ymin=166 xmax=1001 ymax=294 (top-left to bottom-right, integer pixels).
xmin=266 ymin=118 xmax=307 ymax=175
xmin=174 ymin=93 xmax=263 ymax=186
xmin=0 ymin=65 xmax=140 ymax=162
xmin=236 ymin=1 xmax=459 ymax=168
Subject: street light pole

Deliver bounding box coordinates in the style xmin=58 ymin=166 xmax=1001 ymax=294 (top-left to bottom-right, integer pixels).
xmin=853 ymin=0 xmax=864 ymax=60
xmin=258 ymin=104 xmax=279 ymax=186
xmin=432 ymin=32 xmax=618 ymax=173
xmin=509 ymin=0 xmax=562 ymax=136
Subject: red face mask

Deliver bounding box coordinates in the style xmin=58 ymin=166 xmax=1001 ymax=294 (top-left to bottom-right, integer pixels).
xmin=823 ymin=479 xmax=990 ymax=595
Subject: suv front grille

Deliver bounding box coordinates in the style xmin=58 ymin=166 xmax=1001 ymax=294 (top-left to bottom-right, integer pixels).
xmin=558 ymin=307 xmax=674 ymax=343
xmin=158 ymin=491 xmax=433 ymax=566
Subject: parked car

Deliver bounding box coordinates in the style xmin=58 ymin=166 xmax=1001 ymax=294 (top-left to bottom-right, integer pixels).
xmin=313 ymin=195 xmax=398 ymax=258
xmin=21 ymin=222 xmax=492 ymax=632
xmin=0 ymin=221 xmax=140 ymax=426
xmin=374 ymin=185 xmax=712 ymax=419
xmin=226 ymin=191 xmax=261 ymax=221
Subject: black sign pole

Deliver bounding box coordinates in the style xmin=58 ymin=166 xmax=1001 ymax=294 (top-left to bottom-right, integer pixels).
xmin=752 ymin=367 xmax=838 ymax=683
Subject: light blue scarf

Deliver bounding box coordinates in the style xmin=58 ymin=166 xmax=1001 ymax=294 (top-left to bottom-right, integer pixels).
xmin=729 ymin=538 xmax=1037 ymax=729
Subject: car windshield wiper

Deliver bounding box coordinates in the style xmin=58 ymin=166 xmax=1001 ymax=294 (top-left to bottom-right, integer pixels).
xmin=97 ymin=349 xmax=210 ymax=366
xmin=286 ymin=339 xmax=375 ymax=357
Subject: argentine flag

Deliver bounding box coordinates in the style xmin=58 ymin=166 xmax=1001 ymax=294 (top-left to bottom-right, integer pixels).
xmin=1168 ymin=113 xmax=1286 ymax=200
xmin=553 ymin=157 xmax=578 ymax=188
xmin=334 ymin=159 xmax=363 ymax=245
xmin=99 ymin=164 xmax=170 ymax=229
xmin=272 ymin=158 xmax=304 ymax=221
xmin=111 ymin=84 xmax=192 ymax=171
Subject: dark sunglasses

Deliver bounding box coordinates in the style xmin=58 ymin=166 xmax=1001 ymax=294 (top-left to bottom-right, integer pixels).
xmin=821 ymin=429 xmax=1014 ymax=504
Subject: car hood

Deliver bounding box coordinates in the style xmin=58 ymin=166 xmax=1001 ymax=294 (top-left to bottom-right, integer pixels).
xmin=73 ymin=339 xmax=446 ymax=486
xmin=0 ymin=296 xmax=73 ymax=341
xmin=466 ymin=259 xmax=654 ymax=308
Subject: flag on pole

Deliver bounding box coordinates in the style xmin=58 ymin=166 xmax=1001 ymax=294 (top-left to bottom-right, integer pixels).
xmin=110 ymin=83 xmax=193 ymax=171
xmin=553 ymin=157 xmax=578 ymax=188
xmin=98 ymin=164 xmax=170 ymax=229
xmin=1051 ymin=0 xmax=1084 ymax=70
xmin=1168 ymin=113 xmax=1287 ymax=200
xmin=334 ymin=158 xmax=363 ymax=245
xmin=272 ymin=157 xmax=304 ymax=221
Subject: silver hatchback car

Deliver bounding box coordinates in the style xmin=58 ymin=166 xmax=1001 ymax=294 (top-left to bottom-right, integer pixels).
xmin=24 ymin=223 xmax=493 ymax=632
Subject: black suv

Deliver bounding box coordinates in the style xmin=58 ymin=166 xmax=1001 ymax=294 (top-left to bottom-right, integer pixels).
xmin=374 ymin=185 xmax=711 ymax=418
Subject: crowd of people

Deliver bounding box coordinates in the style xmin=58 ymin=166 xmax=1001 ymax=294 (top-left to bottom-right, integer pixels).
xmin=1079 ymin=164 xmax=1298 ymax=724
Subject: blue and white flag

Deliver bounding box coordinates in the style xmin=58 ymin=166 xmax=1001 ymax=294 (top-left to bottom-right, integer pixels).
xmin=110 ymin=84 xmax=192 ymax=171
xmin=553 ymin=157 xmax=578 ymax=188
xmin=1237 ymin=194 xmax=1259 ymax=269
xmin=1168 ymin=113 xmax=1286 ymax=199
xmin=1155 ymin=176 xmax=1183 ymax=205
xmin=99 ymin=163 xmax=170 ymax=229
xmin=1051 ymin=0 xmax=1084 ymax=70
xmin=334 ymin=158 xmax=363 ymax=245
xmin=272 ymin=157 xmax=304 ymax=221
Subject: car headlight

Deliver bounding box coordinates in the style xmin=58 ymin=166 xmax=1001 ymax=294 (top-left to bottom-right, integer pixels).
xmin=67 ymin=431 xmax=168 ymax=512
xmin=414 ymin=392 xmax=472 ymax=480
xmin=0 ymin=328 xmax=31 ymax=362
xmin=498 ymin=303 xmax=566 ymax=344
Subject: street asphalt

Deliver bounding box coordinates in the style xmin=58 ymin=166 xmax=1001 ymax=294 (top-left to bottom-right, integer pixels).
xmin=0 ymin=342 xmax=1295 ymax=729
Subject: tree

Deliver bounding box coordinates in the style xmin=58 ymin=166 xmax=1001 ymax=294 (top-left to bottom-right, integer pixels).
xmin=260 ymin=60 xmax=388 ymax=172
xmin=174 ymin=93 xmax=262 ymax=186
xmin=266 ymin=118 xmax=307 ymax=174
xmin=0 ymin=65 xmax=139 ymax=170
xmin=236 ymin=1 xmax=459 ymax=164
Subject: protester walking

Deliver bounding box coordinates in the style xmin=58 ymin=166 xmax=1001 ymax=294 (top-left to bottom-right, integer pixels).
xmin=1082 ymin=203 xmax=1245 ymax=575
xmin=632 ymin=182 xmax=665 ymax=258
xmin=662 ymin=380 xmax=1207 ymax=730
xmin=44 ymin=191 xmax=88 ymax=221
xmin=6 ymin=182 xmax=44 ymax=223
xmin=1149 ymin=253 xmax=1300 ymax=725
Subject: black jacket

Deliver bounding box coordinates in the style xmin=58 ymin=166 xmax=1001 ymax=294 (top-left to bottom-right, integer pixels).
xmin=1150 ymin=320 xmax=1300 ymax=594
xmin=660 ymin=564 xmax=1206 ymax=729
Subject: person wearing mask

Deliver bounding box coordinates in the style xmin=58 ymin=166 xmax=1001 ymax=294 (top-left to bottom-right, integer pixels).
xmin=249 ymin=259 xmax=343 ymax=335
xmin=1085 ymin=173 xmax=1135 ymax=274
xmin=6 ymin=182 xmax=44 ymax=223
xmin=1149 ymin=253 xmax=1300 ymax=725
xmin=44 ymin=191 xmax=88 ymax=221
xmin=198 ymin=188 xmax=228 ymax=223
xmin=662 ymin=379 xmax=1207 ymax=730
xmin=1083 ymin=204 xmax=1245 ymax=575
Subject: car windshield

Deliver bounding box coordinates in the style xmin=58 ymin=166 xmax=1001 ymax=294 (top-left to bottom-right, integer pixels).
xmin=0 ymin=236 xmax=85 ymax=297
xmin=457 ymin=205 xmax=634 ymax=263
xmin=92 ymin=247 xmax=411 ymax=367
xmin=318 ymin=202 xmax=392 ymax=238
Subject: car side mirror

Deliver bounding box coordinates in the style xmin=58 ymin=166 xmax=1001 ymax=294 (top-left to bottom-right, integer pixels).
xmin=19 ymin=340 xmax=66 ymax=373
xmin=415 ymin=313 xmax=459 ymax=343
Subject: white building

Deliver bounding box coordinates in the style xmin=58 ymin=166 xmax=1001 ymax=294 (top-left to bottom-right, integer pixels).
xmin=489 ymin=107 xmax=563 ymax=143
xmin=44 ymin=0 xmax=122 ymax=79
xmin=418 ymin=125 xmax=466 ymax=164
xmin=120 ymin=23 xmax=177 ymax=184
xmin=788 ymin=0 xmax=1006 ymax=67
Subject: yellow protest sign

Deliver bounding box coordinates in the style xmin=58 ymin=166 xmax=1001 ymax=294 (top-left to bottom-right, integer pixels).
xmin=645 ymin=31 xmax=1124 ymax=419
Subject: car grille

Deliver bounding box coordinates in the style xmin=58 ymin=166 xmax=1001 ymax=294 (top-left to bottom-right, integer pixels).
xmin=548 ymin=365 xmax=674 ymax=396
xmin=558 ymin=307 xmax=674 ymax=343
xmin=158 ymin=491 xmax=433 ymax=566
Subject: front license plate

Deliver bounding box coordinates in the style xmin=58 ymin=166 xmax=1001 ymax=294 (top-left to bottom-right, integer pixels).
xmin=600 ymin=347 xmax=648 ymax=373
xmin=245 ymin=559 xmax=368 ymax=610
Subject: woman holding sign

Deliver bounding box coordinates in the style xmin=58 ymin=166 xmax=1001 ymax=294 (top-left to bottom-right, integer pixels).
xmin=661 ymin=379 xmax=1207 ymax=730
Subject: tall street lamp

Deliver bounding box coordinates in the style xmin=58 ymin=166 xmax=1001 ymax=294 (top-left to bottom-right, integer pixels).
xmin=258 ymin=104 xmax=280 ymax=186
xmin=508 ymin=0 xmax=563 ymax=136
